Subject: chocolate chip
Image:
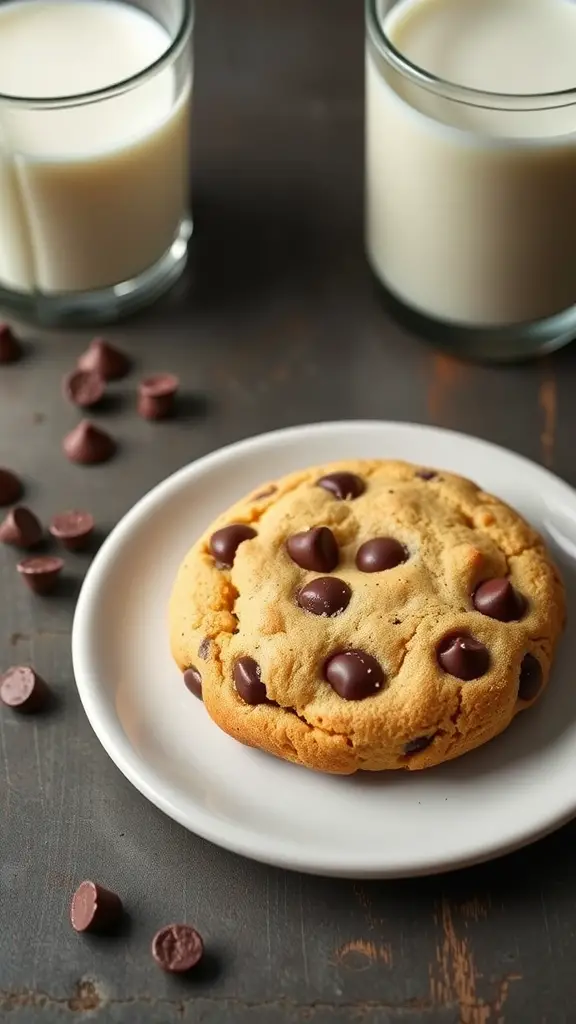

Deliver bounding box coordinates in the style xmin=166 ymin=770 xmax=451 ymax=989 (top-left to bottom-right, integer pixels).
xmin=77 ymin=338 xmax=131 ymax=380
xmin=286 ymin=526 xmax=339 ymax=573
xmin=50 ymin=510 xmax=94 ymax=551
xmin=0 ymin=507 xmax=43 ymax=548
xmin=473 ymin=579 xmax=526 ymax=622
xmin=437 ymin=634 xmax=489 ymax=680
xmin=209 ymin=523 xmax=257 ymax=568
xmin=63 ymin=420 xmax=116 ymax=465
xmin=138 ymin=373 xmax=179 ymax=421
xmin=152 ymin=924 xmax=204 ymax=973
xmin=198 ymin=638 xmax=211 ymax=660
xmin=17 ymin=555 xmax=64 ymax=595
xmin=404 ymin=735 xmax=434 ymax=755
xmin=298 ymin=576 xmax=351 ymax=616
xmin=416 ymin=469 xmax=437 ymax=480
xmin=356 ymin=537 xmax=408 ymax=573
xmin=0 ymin=468 xmax=22 ymax=506
xmin=317 ymin=472 xmax=365 ymax=500
xmin=518 ymin=654 xmax=543 ymax=701
xmin=324 ymin=650 xmax=385 ymax=700
xmin=63 ymin=369 xmax=105 ymax=409
xmin=0 ymin=666 xmax=50 ymax=713
xmin=233 ymin=656 xmax=269 ymax=704
xmin=0 ymin=323 xmax=22 ymax=364
xmin=70 ymin=880 xmax=123 ymax=933
xmin=184 ymin=667 xmax=203 ymax=700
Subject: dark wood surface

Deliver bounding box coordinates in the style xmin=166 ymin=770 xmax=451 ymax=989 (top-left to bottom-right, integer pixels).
xmin=3 ymin=1 xmax=576 ymax=1020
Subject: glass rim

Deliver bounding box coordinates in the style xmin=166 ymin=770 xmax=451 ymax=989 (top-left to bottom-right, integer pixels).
xmin=366 ymin=0 xmax=576 ymax=111
xmin=0 ymin=0 xmax=194 ymax=109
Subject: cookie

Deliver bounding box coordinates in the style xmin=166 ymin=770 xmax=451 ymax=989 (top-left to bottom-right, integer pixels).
xmin=169 ymin=460 xmax=565 ymax=773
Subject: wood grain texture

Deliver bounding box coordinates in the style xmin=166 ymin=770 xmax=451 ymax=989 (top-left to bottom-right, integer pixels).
xmin=2 ymin=0 xmax=576 ymax=1021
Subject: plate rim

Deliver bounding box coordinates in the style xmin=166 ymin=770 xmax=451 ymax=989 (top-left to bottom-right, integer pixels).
xmin=72 ymin=419 xmax=576 ymax=878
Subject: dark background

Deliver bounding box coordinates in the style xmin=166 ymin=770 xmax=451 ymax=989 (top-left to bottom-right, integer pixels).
xmin=2 ymin=0 xmax=576 ymax=1020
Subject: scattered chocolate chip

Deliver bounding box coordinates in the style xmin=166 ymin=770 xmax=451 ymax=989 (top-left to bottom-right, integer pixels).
xmin=324 ymin=650 xmax=385 ymax=700
xmin=49 ymin=510 xmax=94 ymax=551
xmin=70 ymin=880 xmax=123 ymax=933
xmin=63 ymin=369 xmax=105 ymax=409
xmin=416 ymin=469 xmax=437 ymax=480
xmin=233 ymin=656 xmax=269 ymax=704
xmin=137 ymin=373 xmax=179 ymax=421
xmin=0 ymin=468 xmax=22 ymax=506
xmin=518 ymin=653 xmax=543 ymax=701
xmin=437 ymin=634 xmax=489 ymax=680
xmin=184 ymin=666 xmax=203 ymax=700
xmin=473 ymin=579 xmax=526 ymax=622
xmin=209 ymin=523 xmax=257 ymax=568
xmin=356 ymin=537 xmax=408 ymax=573
xmin=286 ymin=526 xmax=339 ymax=573
xmin=77 ymin=338 xmax=131 ymax=380
xmin=0 ymin=507 xmax=43 ymax=548
xmin=0 ymin=323 xmax=22 ymax=364
xmin=298 ymin=576 xmax=351 ymax=616
xmin=198 ymin=638 xmax=211 ymax=660
xmin=254 ymin=485 xmax=277 ymax=500
xmin=17 ymin=555 xmax=64 ymax=595
xmin=317 ymin=472 xmax=365 ymax=501
xmin=404 ymin=735 xmax=434 ymax=755
xmin=63 ymin=420 xmax=116 ymax=465
xmin=152 ymin=924 xmax=204 ymax=973
xmin=0 ymin=666 xmax=50 ymax=713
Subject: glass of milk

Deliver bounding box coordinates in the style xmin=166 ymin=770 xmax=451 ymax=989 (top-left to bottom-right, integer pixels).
xmin=366 ymin=0 xmax=576 ymax=361
xmin=0 ymin=0 xmax=192 ymax=324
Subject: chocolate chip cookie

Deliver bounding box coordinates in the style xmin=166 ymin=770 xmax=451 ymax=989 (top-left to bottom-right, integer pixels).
xmin=169 ymin=460 xmax=565 ymax=773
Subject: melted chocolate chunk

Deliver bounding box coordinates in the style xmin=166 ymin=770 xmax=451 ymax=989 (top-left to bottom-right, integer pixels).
xmin=437 ymin=634 xmax=489 ymax=681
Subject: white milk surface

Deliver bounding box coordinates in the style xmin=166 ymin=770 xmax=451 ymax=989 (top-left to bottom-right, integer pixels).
xmin=0 ymin=0 xmax=190 ymax=294
xmin=367 ymin=0 xmax=576 ymax=326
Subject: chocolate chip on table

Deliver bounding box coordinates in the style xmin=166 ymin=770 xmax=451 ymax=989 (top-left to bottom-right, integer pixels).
xmin=317 ymin=472 xmax=365 ymax=500
xmin=437 ymin=634 xmax=489 ymax=680
xmin=324 ymin=649 xmax=385 ymax=700
xmin=63 ymin=420 xmax=116 ymax=465
xmin=404 ymin=735 xmax=434 ymax=755
xmin=298 ymin=576 xmax=351 ymax=616
xmin=0 ymin=323 xmax=22 ymax=364
xmin=152 ymin=924 xmax=204 ymax=973
xmin=49 ymin=510 xmax=94 ymax=551
xmin=518 ymin=653 xmax=543 ymax=701
xmin=209 ymin=523 xmax=257 ymax=568
xmin=286 ymin=526 xmax=339 ymax=573
xmin=184 ymin=667 xmax=203 ymax=700
xmin=233 ymin=656 xmax=269 ymax=704
xmin=0 ymin=468 xmax=22 ymax=506
xmin=137 ymin=373 xmax=179 ymax=421
xmin=0 ymin=507 xmax=43 ymax=548
xmin=198 ymin=638 xmax=211 ymax=660
xmin=77 ymin=338 xmax=131 ymax=380
xmin=70 ymin=880 xmax=123 ymax=934
xmin=63 ymin=369 xmax=106 ymax=409
xmin=356 ymin=537 xmax=408 ymax=573
xmin=473 ymin=578 xmax=526 ymax=622
xmin=0 ymin=666 xmax=50 ymax=713
xmin=17 ymin=555 xmax=64 ymax=595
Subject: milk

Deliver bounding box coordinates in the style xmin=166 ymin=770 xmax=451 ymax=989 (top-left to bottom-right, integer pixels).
xmin=366 ymin=0 xmax=576 ymax=327
xmin=0 ymin=0 xmax=190 ymax=295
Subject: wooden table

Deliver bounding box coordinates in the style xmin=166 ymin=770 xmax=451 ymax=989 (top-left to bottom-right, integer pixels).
xmin=2 ymin=1 xmax=576 ymax=1020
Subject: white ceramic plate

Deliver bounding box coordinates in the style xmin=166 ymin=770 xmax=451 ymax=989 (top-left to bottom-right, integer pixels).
xmin=72 ymin=421 xmax=576 ymax=878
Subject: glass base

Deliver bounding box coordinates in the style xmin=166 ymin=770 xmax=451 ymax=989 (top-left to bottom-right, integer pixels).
xmin=0 ymin=217 xmax=192 ymax=327
xmin=375 ymin=277 xmax=576 ymax=363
